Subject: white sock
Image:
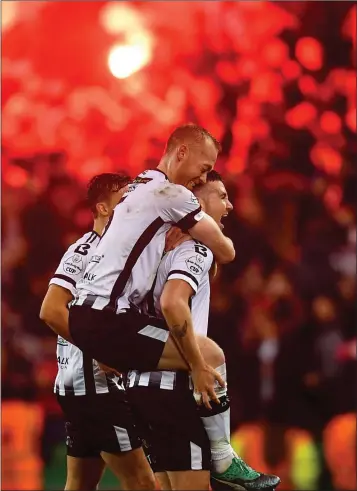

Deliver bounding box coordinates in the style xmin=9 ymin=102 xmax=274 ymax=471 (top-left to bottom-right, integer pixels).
xmin=199 ymin=363 xmax=235 ymax=474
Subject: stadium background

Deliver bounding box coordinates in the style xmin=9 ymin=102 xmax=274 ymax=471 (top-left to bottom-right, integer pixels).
xmin=1 ymin=1 xmax=356 ymax=490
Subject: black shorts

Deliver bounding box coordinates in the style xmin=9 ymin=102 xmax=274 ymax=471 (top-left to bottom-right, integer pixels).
xmin=57 ymin=391 xmax=142 ymax=458
xmin=69 ymin=305 xmax=169 ymax=373
xmin=127 ymin=382 xmax=211 ymax=473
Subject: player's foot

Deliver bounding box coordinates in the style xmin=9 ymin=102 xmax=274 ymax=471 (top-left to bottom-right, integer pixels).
xmin=211 ymin=454 xmax=281 ymax=491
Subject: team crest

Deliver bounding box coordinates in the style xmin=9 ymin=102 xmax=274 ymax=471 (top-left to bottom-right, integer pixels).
xmin=185 ymin=255 xmax=204 ymax=275
xmin=63 ymin=255 xmax=83 ymax=275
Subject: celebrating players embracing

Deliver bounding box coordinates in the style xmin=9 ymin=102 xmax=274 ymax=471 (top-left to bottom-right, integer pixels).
xmin=69 ymin=124 xmax=235 ymax=405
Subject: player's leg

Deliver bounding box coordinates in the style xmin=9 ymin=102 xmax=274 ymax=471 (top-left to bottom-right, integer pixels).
xmin=94 ymin=391 xmax=156 ymax=490
xmin=195 ymin=337 xmax=281 ymax=491
xmin=191 ymin=337 xmax=232 ymax=473
xmin=155 ymin=472 xmax=172 ymax=490
xmin=70 ymin=305 xmax=280 ymax=490
xmin=167 ymin=470 xmax=210 ymax=490
xmin=65 ymin=456 xmax=105 ymax=490
xmin=69 ymin=306 xmax=186 ymax=372
xmin=120 ymin=312 xmax=279 ymax=488
xmin=69 ymin=305 xmax=195 ymax=374
xmin=156 ymin=335 xmax=193 ymax=370
xmin=61 ymin=390 xmax=155 ymax=491
xmin=57 ymin=398 xmax=106 ymax=491
xmin=101 ymin=448 xmax=155 ymax=490
xmin=127 ymin=386 xmax=211 ymax=491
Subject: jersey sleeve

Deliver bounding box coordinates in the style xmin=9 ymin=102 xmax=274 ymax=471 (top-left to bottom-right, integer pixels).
xmin=49 ymin=241 xmax=91 ymax=297
xmin=158 ymin=184 xmax=205 ymax=232
xmin=166 ymin=242 xmax=213 ymax=294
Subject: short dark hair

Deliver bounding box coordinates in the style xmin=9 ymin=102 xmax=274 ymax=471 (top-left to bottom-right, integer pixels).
xmin=87 ymin=172 xmax=131 ymax=216
xmin=165 ymin=123 xmax=222 ymax=154
xmin=193 ymin=170 xmax=223 ymax=193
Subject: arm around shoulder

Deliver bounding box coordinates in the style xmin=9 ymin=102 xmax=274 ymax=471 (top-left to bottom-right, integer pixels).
xmin=188 ymin=213 xmax=235 ymax=264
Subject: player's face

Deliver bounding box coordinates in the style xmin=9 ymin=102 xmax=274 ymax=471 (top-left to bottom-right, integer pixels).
xmin=174 ymin=137 xmax=218 ymax=189
xmin=201 ymin=181 xmax=233 ymax=229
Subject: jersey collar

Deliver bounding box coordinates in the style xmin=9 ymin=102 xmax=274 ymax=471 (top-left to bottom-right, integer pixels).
xmin=151 ymin=168 xmax=169 ymax=181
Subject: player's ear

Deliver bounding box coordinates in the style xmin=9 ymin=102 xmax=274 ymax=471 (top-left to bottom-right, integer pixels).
xmin=177 ymin=144 xmax=188 ymax=162
xmin=96 ymin=202 xmax=109 ymax=217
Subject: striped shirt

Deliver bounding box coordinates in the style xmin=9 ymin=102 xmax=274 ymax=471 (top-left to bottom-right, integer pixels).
xmin=74 ymin=169 xmax=204 ymax=313
xmin=49 ymin=231 xmax=123 ymax=396
xmin=127 ymin=239 xmax=213 ymax=391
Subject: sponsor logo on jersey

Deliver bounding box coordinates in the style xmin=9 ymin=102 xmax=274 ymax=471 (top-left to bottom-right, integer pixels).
xmin=83 ymin=272 xmax=96 ymax=281
xmin=133 ymin=177 xmax=152 ymax=184
xmin=57 ymin=337 xmax=68 ymax=346
xmin=63 ymin=255 xmax=83 ymax=275
xmin=72 ymin=254 xmax=82 ymax=263
xmin=127 ymin=176 xmax=153 ymax=195
xmin=90 ymin=254 xmax=103 ymax=264
xmin=185 ymin=254 xmax=204 ymax=275
xmin=57 ymin=356 xmax=69 ymax=368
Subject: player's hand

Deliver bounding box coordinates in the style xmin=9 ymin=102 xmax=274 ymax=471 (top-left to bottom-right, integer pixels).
xmin=96 ymin=361 xmax=122 ymax=378
xmin=191 ymin=363 xmax=225 ymax=410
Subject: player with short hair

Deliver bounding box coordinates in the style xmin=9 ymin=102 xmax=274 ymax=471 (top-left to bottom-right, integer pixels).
xmin=40 ymin=173 xmax=156 ymax=491
xmin=69 ymin=123 xmax=235 ymax=409
xmin=127 ymin=171 xmax=281 ymax=491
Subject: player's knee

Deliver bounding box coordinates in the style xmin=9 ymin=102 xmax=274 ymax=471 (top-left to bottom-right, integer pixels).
xmin=197 ymin=336 xmax=225 ymax=368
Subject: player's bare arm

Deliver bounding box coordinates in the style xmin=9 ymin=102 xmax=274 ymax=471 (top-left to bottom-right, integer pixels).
xmin=188 ymin=212 xmax=235 ymax=264
xmin=41 ymin=276 xmax=120 ymax=375
xmin=40 ymin=284 xmax=74 ymax=342
xmin=160 ymin=278 xmax=225 ymax=409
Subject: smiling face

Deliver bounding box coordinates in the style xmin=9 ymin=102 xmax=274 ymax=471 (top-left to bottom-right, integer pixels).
xmin=173 ymin=136 xmax=219 ymax=189
xmin=163 ymin=124 xmax=221 ymax=189
xmin=194 ymin=179 xmax=233 ymax=229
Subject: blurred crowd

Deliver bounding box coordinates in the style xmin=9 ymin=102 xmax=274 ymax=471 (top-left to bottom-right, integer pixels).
xmin=2 ymin=1 xmax=356 ymax=490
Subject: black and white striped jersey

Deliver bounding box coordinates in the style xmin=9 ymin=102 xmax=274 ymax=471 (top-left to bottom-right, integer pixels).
xmin=74 ymin=169 xmax=204 ymax=313
xmin=127 ymin=239 xmax=213 ymax=391
xmin=146 ymin=239 xmax=213 ymax=337
xmin=49 ymin=231 xmax=123 ymax=396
